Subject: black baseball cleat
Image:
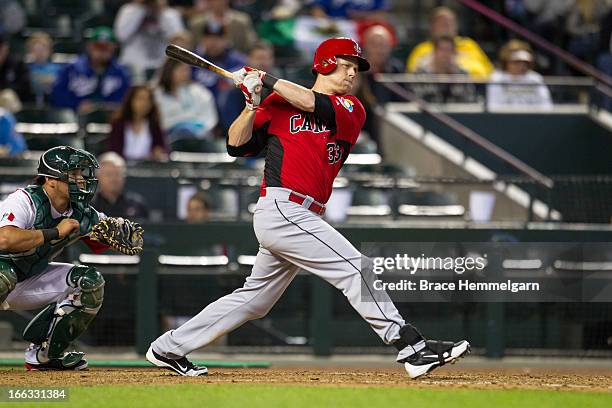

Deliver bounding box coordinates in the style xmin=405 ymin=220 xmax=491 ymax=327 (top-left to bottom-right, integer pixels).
xmin=25 ymin=352 xmax=88 ymax=371
xmin=146 ymin=346 xmax=208 ymax=376
xmin=399 ymin=340 xmax=470 ymax=379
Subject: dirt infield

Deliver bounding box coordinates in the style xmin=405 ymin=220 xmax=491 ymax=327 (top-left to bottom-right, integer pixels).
xmin=2 ymin=367 xmax=611 ymax=392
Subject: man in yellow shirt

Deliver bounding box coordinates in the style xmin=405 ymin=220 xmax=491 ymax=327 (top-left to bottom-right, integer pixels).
xmin=406 ymin=6 xmax=493 ymax=79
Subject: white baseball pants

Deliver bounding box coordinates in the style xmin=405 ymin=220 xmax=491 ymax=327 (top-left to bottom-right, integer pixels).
xmin=152 ymin=187 xmax=406 ymax=358
xmin=2 ymin=262 xmax=81 ymax=364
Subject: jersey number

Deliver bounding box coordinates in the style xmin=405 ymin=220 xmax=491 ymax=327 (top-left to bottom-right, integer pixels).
xmin=327 ymin=142 xmax=342 ymax=165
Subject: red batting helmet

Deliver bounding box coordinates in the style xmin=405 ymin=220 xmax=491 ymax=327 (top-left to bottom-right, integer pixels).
xmin=312 ymin=37 xmax=370 ymax=75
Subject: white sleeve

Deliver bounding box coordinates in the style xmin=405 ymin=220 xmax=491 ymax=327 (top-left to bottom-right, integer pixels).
xmin=486 ymin=84 xmax=505 ymax=110
xmin=161 ymin=8 xmax=185 ymax=37
xmin=114 ymin=4 xmax=147 ymax=43
xmin=0 ymin=190 xmax=36 ymax=229
xmin=532 ymin=75 xmax=553 ymax=110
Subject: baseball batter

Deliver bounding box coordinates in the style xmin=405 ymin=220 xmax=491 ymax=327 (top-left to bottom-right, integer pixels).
xmin=147 ymin=38 xmax=469 ymax=379
xmin=0 ymin=146 xmax=142 ymax=370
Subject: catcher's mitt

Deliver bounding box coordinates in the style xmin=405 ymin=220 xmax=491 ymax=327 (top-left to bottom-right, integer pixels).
xmin=90 ymin=217 xmax=144 ymax=255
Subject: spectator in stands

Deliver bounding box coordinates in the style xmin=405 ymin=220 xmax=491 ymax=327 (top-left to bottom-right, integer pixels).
xmin=306 ymin=0 xmax=389 ymax=21
xmin=192 ymin=21 xmax=245 ymax=134
xmin=109 ymin=85 xmax=168 ymax=162
xmin=0 ymin=34 xmax=34 ymax=104
xmin=412 ymin=36 xmax=477 ymax=104
xmin=0 ymin=95 xmax=26 ymax=157
xmin=354 ymin=24 xmax=403 ymax=150
xmin=415 ymin=36 xmax=468 ymax=75
xmin=566 ymin=0 xmax=609 ymax=66
xmin=486 ymin=40 xmax=553 ymax=111
xmin=50 ymin=27 xmax=131 ymax=113
xmin=406 ymin=6 xmax=493 ymax=79
xmin=154 ymin=58 xmax=218 ymax=148
xmin=114 ymin=0 xmax=185 ymax=83
xmin=247 ymin=40 xmax=277 ymax=74
xmin=25 ymin=32 xmax=62 ymax=106
xmin=189 ymin=0 xmax=257 ymax=54
xmin=0 ymin=0 xmax=26 ymax=36
xmin=185 ymin=191 xmax=210 ymax=223
xmin=91 ymin=152 xmax=149 ymax=220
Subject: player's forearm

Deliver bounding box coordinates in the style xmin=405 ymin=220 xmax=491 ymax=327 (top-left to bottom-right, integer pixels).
xmin=270 ymin=80 xmax=315 ymax=113
xmin=228 ymin=108 xmax=257 ymax=147
xmin=0 ymin=227 xmax=45 ymax=252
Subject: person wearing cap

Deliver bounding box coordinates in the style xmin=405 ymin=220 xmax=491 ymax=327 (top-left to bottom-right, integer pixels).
xmin=406 ymin=6 xmax=493 ymax=79
xmin=486 ymin=40 xmax=553 ymax=111
xmin=145 ymin=37 xmax=470 ymax=379
xmin=50 ymin=27 xmax=131 ymax=113
xmin=114 ymin=0 xmax=185 ymax=82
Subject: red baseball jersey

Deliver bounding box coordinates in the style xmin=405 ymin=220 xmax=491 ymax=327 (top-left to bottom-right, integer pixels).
xmin=227 ymin=92 xmax=366 ymax=204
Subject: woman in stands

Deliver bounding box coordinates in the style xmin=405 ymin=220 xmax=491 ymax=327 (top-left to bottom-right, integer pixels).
xmin=486 ymin=40 xmax=553 ymax=111
xmin=109 ymin=85 xmax=168 ymax=161
xmin=154 ymin=58 xmax=218 ymax=151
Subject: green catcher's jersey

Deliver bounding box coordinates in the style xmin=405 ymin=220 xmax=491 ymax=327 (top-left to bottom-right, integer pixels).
xmin=0 ymin=185 xmax=101 ymax=282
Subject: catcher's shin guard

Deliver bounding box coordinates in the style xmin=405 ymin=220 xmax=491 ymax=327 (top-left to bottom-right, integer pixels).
xmin=22 ymin=265 xmax=104 ymax=361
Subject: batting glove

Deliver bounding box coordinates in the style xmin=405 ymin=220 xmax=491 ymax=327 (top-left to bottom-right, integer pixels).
xmin=232 ymin=66 xmax=262 ymax=86
xmin=246 ymin=67 xmax=279 ymax=90
xmin=240 ymin=72 xmax=263 ymax=110
xmin=232 ymin=67 xmax=248 ymax=86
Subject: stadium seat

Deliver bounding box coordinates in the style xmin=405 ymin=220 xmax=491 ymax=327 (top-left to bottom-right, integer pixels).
xmin=396 ymin=190 xmax=465 ymax=217
xmin=205 ymin=186 xmax=240 ymax=219
xmin=15 ymin=107 xmax=79 ymax=151
xmin=81 ymin=109 xmax=114 ymax=156
xmin=346 ymin=187 xmax=392 ymax=218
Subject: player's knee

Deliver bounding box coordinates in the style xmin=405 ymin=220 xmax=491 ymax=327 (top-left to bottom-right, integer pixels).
xmin=67 ymin=265 xmax=105 ymax=310
xmin=0 ymin=261 xmax=18 ymax=303
xmin=247 ymin=303 xmax=272 ymax=320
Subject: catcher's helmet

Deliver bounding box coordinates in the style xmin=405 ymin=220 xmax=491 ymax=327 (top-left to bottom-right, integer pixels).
xmin=312 ymin=37 xmax=370 ymax=75
xmin=37 ymin=146 xmax=99 ymax=205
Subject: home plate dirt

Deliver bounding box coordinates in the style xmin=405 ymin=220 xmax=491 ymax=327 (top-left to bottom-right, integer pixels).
xmin=2 ymin=367 xmax=611 ymax=392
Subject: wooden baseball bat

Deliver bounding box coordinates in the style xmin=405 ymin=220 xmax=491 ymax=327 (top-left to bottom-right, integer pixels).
xmin=165 ymin=44 xmax=233 ymax=80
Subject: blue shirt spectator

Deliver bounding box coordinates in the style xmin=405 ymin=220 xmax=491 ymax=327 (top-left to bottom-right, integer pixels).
xmin=0 ymin=107 xmax=26 ymax=156
xmin=50 ymin=27 xmax=130 ymax=113
xmin=25 ymin=32 xmax=62 ymax=104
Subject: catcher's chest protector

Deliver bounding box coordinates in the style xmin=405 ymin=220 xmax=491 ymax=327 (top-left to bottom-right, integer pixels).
xmin=0 ymin=185 xmax=99 ymax=282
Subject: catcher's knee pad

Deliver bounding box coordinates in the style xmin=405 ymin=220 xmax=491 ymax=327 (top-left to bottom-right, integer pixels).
xmin=0 ymin=260 xmax=18 ymax=304
xmin=66 ymin=265 xmax=105 ymax=310
xmin=22 ymin=266 xmax=104 ymax=361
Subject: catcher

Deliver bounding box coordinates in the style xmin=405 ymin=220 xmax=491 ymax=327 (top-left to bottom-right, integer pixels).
xmin=0 ymin=146 xmax=143 ymax=370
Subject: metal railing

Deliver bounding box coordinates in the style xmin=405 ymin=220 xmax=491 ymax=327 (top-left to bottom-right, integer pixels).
xmin=379 ymin=80 xmax=555 ymax=189
xmin=457 ymin=0 xmax=612 ymax=98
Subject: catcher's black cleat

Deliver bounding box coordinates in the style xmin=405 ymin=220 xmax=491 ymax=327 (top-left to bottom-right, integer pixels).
xmin=25 ymin=352 xmax=88 ymax=371
xmin=399 ymin=340 xmax=470 ymax=379
xmin=146 ymin=346 xmax=208 ymax=377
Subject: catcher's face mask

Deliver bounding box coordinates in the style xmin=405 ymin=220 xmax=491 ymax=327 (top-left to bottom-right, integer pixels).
xmin=38 ymin=146 xmax=100 ymax=205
